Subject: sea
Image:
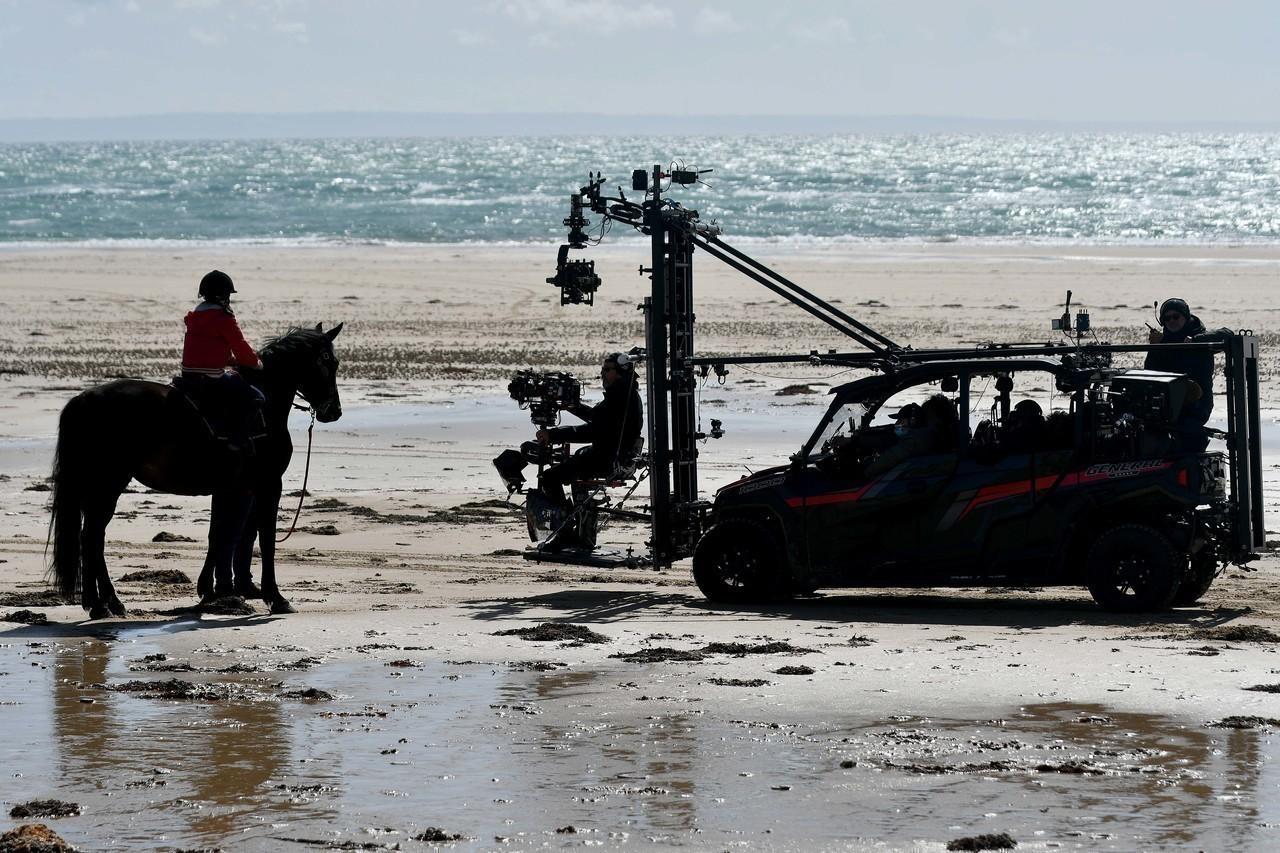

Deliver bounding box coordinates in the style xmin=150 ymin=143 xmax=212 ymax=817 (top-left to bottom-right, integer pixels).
xmin=0 ymin=134 xmax=1277 ymax=246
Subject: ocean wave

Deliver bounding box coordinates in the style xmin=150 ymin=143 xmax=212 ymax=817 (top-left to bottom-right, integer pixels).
xmin=2 ymin=133 xmax=1280 ymax=245
xmin=402 ymin=194 xmax=541 ymax=207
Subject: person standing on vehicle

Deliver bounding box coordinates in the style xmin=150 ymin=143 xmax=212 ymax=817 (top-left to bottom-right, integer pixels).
xmin=1144 ymin=297 xmax=1228 ymax=451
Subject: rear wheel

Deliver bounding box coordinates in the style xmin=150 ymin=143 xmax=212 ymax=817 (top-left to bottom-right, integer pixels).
xmin=1086 ymin=524 xmax=1181 ymax=612
xmin=692 ymin=518 xmax=789 ymax=604
xmin=1171 ymin=552 xmax=1218 ymax=606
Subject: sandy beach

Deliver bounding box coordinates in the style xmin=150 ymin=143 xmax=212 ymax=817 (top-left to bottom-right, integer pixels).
xmin=2 ymin=243 xmax=1280 ymax=851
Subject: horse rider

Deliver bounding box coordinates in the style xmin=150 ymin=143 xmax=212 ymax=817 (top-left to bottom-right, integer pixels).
xmin=181 ymin=269 xmax=265 ymax=453
xmin=181 ymin=269 xmax=268 ymax=600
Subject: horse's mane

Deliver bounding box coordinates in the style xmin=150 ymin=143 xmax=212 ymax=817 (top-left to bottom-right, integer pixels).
xmin=260 ymin=326 xmax=328 ymax=358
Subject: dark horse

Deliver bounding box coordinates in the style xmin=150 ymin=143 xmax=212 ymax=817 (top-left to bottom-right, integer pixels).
xmin=48 ymin=323 xmax=344 ymax=619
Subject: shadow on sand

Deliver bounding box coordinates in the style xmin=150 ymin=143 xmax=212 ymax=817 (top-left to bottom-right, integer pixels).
xmin=461 ymin=587 xmax=1248 ymax=630
xmin=0 ymin=609 xmax=281 ymax=641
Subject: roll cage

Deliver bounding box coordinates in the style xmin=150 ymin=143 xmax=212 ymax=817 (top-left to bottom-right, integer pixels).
xmin=798 ymin=358 xmax=1087 ymax=463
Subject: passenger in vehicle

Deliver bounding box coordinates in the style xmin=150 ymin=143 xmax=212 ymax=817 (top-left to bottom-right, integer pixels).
xmin=864 ymin=394 xmax=957 ymax=476
xmin=1002 ymin=399 xmax=1045 ymax=453
xmin=1042 ymin=410 xmax=1074 ymax=449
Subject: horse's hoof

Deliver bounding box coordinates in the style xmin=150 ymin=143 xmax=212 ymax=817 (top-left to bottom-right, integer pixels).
xmin=269 ymin=598 xmax=297 ymax=615
xmin=88 ymin=605 xmax=111 ymax=621
xmin=107 ymin=597 xmax=127 ymax=617
xmin=199 ymin=594 xmax=255 ymax=616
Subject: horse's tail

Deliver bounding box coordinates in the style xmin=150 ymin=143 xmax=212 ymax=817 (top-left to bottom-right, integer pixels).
xmin=47 ymin=393 xmax=90 ymax=599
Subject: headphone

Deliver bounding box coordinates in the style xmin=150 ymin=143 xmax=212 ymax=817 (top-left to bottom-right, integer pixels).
xmin=608 ymin=352 xmax=636 ymax=373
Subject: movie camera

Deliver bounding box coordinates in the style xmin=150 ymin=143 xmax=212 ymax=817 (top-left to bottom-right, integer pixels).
xmin=507 ymin=369 xmax=583 ymax=428
xmin=547 ymin=244 xmax=602 ymax=306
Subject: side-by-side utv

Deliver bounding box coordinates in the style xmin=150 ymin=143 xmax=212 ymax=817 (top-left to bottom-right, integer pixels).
xmin=695 ymin=338 xmax=1264 ymax=611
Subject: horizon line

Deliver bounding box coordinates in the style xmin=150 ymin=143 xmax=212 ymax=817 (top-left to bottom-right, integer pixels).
xmin=2 ymin=110 xmax=1277 ymax=143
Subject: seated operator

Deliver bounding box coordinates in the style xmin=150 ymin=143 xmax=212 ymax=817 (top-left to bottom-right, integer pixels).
xmin=530 ymin=352 xmax=644 ymax=507
xmin=863 ymin=394 xmax=957 ymax=478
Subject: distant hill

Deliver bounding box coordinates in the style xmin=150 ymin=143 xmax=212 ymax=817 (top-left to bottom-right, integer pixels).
xmin=2 ymin=112 xmax=1277 ymax=142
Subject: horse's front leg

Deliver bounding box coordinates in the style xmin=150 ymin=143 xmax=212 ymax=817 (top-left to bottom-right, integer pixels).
xmin=197 ymin=546 xmax=216 ymax=600
xmin=258 ymin=480 xmax=295 ymax=614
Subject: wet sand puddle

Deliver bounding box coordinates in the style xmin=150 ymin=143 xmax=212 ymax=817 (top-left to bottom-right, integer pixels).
xmin=1 ymin=637 xmax=1278 ymax=851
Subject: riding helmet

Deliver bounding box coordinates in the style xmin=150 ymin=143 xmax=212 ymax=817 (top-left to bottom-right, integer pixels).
xmin=198 ymin=269 xmax=236 ymax=301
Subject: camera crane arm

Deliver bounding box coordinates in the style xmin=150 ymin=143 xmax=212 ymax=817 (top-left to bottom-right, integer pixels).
xmin=692 ymin=233 xmax=899 ymax=356
xmin=573 ymin=175 xmax=900 ymax=357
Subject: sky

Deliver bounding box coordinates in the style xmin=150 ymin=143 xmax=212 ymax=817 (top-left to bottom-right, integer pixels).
xmin=0 ymin=0 xmax=1277 ymax=125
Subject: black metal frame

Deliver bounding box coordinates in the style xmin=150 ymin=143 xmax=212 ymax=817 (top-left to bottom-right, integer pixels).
xmin=550 ymin=167 xmax=1264 ymax=567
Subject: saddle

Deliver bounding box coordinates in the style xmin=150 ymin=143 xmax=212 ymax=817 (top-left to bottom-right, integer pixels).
xmin=169 ymin=373 xmax=266 ymax=451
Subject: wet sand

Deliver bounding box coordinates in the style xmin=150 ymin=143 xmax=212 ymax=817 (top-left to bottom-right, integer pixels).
xmin=2 ymin=244 xmax=1280 ymax=850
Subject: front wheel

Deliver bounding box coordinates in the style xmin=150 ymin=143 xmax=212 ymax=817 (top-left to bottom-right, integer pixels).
xmin=1085 ymin=524 xmax=1181 ymax=612
xmin=692 ymin=518 xmax=789 ymax=604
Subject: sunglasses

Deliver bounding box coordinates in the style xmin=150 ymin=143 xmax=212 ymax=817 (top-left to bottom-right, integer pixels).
xmin=1162 ymin=314 xmax=1184 ymax=323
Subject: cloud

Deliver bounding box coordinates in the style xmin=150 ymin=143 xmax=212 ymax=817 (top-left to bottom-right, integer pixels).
xmin=991 ymin=27 xmax=1032 ymax=49
xmin=790 ymin=16 xmax=853 ymax=44
xmin=173 ymin=0 xmax=222 ymax=9
xmin=694 ymin=7 xmax=739 ymax=35
xmin=188 ymin=25 xmax=225 ymax=44
xmin=500 ymin=0 xmax=672 ymax=34
xmin=453 ymin=28 xmax=489 ymax=46
xmin=529 ymin=31 xmax=556 ymax=49
xmin=274 ymin=19 xmax=308 ymax=43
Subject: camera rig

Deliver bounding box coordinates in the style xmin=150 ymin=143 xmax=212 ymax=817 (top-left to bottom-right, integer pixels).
xmin=540 ymin=163 xmax=1265 ymax=570
xmin=508 ymin=369 xmax=582 ymax=428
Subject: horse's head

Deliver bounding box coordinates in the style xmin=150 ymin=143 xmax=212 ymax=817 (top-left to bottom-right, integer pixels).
xmin=261 ymin=323 xmax=345 ymax=423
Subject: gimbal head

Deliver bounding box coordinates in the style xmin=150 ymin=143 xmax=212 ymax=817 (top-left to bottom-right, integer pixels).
xmin=547 ymin=244 xmax=601 ymax=306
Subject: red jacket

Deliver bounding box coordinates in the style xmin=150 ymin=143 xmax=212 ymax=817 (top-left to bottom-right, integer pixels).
xmin=182 ymin=303 xmax=261 ymax=375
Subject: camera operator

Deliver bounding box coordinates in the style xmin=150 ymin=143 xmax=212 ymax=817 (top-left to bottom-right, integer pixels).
xmin=530 ymin=352 xmax=643 ymax=506
xmin=498 ymin=353 xmax=642 ymax=509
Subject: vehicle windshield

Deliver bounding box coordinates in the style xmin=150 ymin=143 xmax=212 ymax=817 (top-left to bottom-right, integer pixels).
xmin=811 ymin=400 xmax=870 ymax=455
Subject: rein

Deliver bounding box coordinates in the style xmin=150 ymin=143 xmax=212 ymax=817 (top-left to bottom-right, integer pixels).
xmin=276 ymin=402 xmax=316 ymax=543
